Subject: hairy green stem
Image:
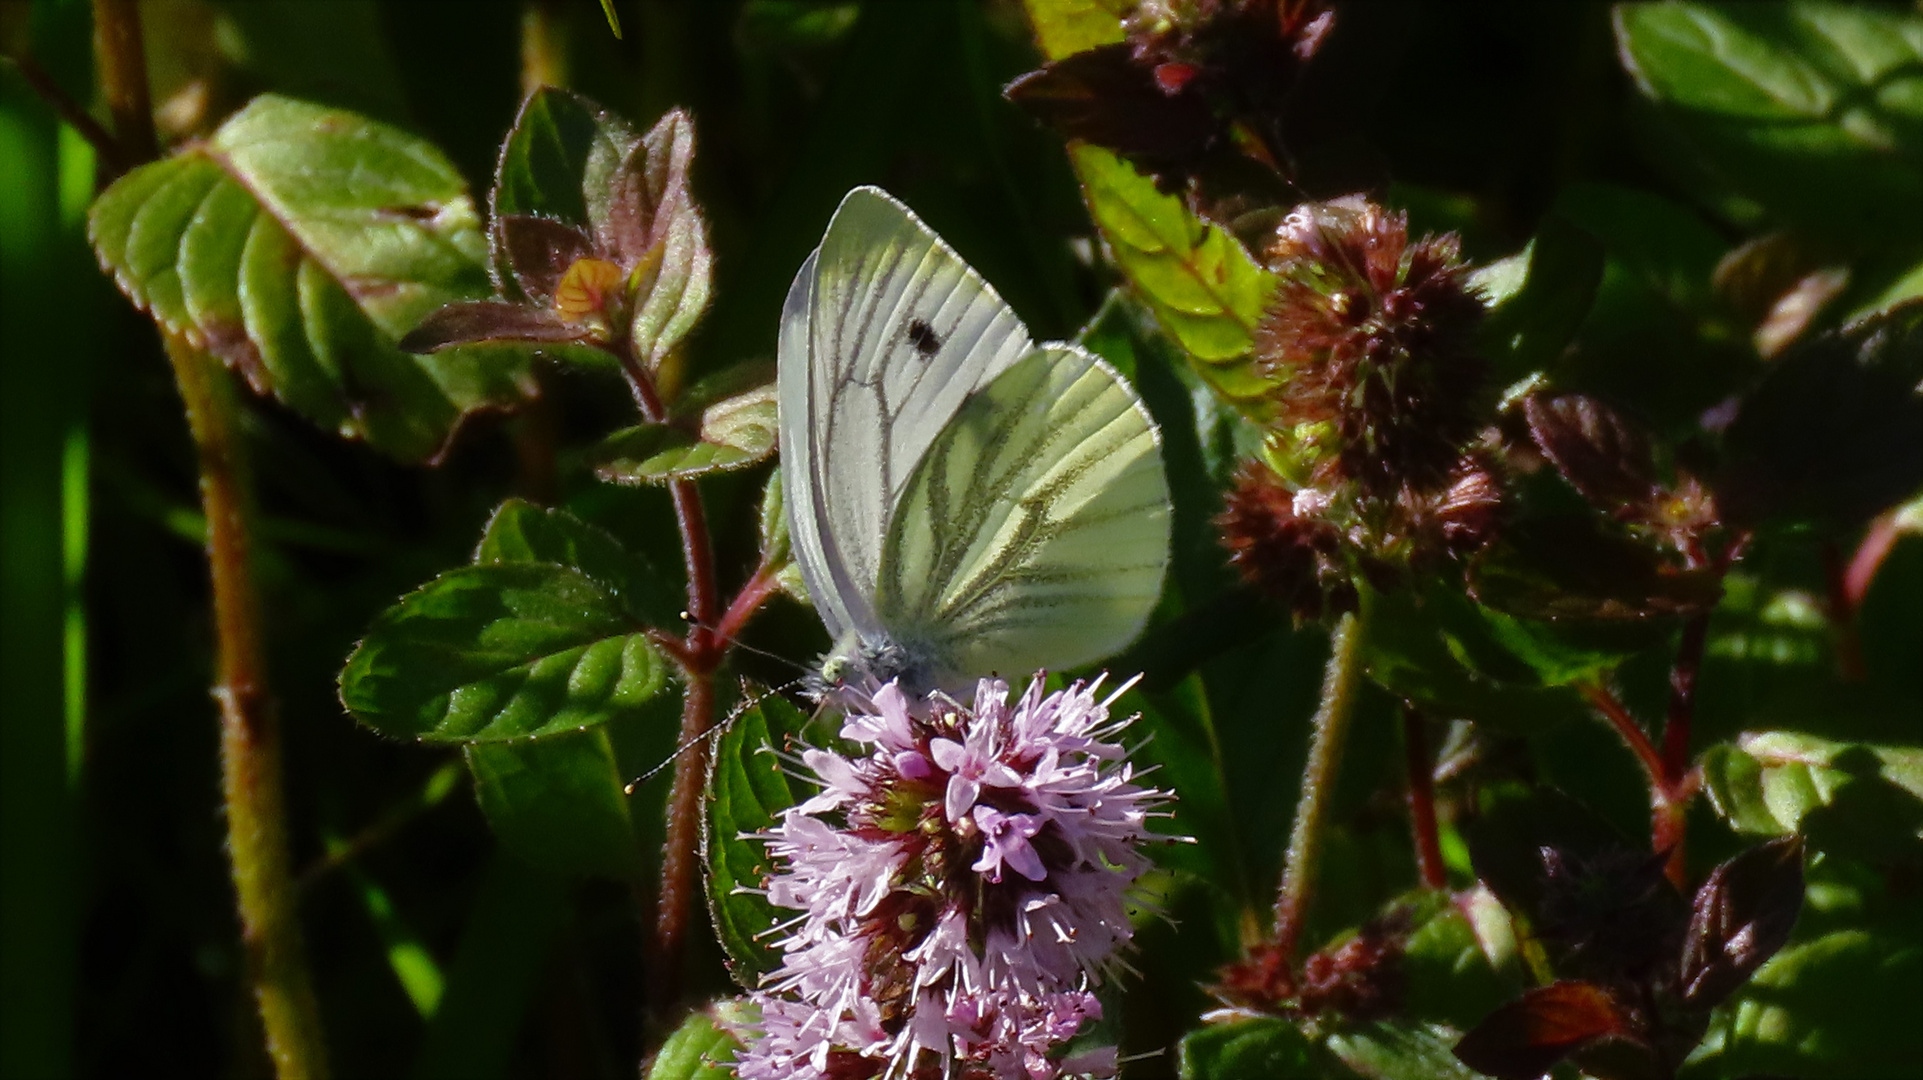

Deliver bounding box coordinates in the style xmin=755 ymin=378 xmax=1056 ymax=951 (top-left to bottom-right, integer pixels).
xmin=1272 ymin=610 xmax=1367 ymax=959
xmin=163 ymin=334 xmax=329 ymax=1080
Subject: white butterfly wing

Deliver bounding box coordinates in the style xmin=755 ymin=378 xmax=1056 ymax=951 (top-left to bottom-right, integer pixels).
xmin=875 ymin=345 xmax=1171 ymax=686
xmin=778 ymin=187 xmax=1033 ymax=645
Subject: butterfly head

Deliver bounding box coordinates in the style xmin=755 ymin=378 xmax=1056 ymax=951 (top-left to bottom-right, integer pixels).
xmin=808 ymin=632 xmax=938 ymax=709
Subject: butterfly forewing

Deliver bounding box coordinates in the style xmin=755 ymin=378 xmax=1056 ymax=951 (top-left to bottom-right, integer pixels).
xmin=777 ymin=188 xmax=1032 ymax=647
xmin=876 ymin=346 xmax=1170 ymax=686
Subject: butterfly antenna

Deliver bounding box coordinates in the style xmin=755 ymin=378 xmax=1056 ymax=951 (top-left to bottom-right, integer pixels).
xmin=623 ymin=676 xmax=810 ymax=794
xmin=676 ymin=609 xmax=814 ymax=679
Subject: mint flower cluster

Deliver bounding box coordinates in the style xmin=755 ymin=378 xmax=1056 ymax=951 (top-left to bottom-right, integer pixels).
xmin=733 ymin=677 xmax=1169 ymax=1079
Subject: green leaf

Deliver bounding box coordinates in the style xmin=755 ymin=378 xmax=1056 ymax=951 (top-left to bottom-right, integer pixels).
xmin=1021 ymin=0 xmax=1128 ymax=62
xmin=335 ymin=857 xmax=444 ymax=1018
xmin=643 ymin=1008 xmax=741 ymax=1080
xmin=1716 ymin=302 xmax=1923 ymax=528
xmin=474 ymin=497 xmax=680 ymax=626
xmin=1177 ymin=1017 xmax=1318 ymax=1079
xmin=1070 ymin=143 xmax=1276 ymax=399
xmin=492 ymin=87 xmax=635 ymax=237
xmin=593 ymin=384 xmax=778 ymax=485
xmin=758 ymin=467 xmax=809 ymax=603
xmin=704 ymin=693 xmax=804 ymax=987
xmin=339 ymin=564 xmax=667 ymax=742
xmin=622 ymin=109 xmax=714 ymax=369
xmin=1327 ymin=1020 xmax=1486 ymax=1080
xmin=87 ymin=95 xmax=535 ymax=462
xmin=1470 ymin=218 xmax=1605 ymax=386
xmin=1701 ymin=731 xmax=1923 ymax=863
xmin=1469 ymin=516 xmax=1722 ymax=622
xmin=1715 ymin=919 xmax=1923 ymax=1079
xmin=1360 ymin=582 xmax=1592 ymax=733
xmin=597 ymin=0 xmax=623 ymax=39
xmin=1113 ymin=678 xmax=1247 ymax=903
xmin=1403 ymin=894 xmax=1523 ymax=1033
xmin=465 ymin=730 xmax=640 ymax=878
xmin=1614 ymin=1 xmax=1923 ymax=243
xmin=410 ymin=855 xmax=570 ymax=1080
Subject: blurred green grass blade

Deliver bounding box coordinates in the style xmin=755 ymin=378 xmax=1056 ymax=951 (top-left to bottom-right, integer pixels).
xmin=335 ymin=853 xmax=445 ymax=1018
xmin=598 ymin=0 xmax=622 ymax=39
xmin=411 ymin=854 xmax=570 ymax=1080
xmin=0 ymin=70 xmax=83 ymax=1080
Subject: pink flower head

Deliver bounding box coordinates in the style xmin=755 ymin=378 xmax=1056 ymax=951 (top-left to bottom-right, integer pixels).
xmin=734 ymin=674 xmax=1169 ymax=1079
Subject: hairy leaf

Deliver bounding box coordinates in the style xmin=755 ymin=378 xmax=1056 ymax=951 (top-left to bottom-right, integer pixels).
xmin=1702 ymin=731 xmax=1923 ymax=863
xmin=1470 ymin=516 xmax=1722 ymax=621
xmin=1523 ymin=394 xmax=1659 ymax=512
xmin=704 ymin=693 xmax=804 ymax=987
xmin=88 ymin=95 xmax=535 ymax=462
xmin=642 ymin=1006 xmax=740 ymax=1080
xmin=473 ymin=498 xmax=680 ymax=626
xmin=1682 ymin=836 xmax=1805 ymax=1007
xmin=593 ymin=384 xmax=777 ymax=485
xmin=339 ymin=564 xmax=667 ymax=742
xmin=612 ymin=109 xmax=714 ymax=368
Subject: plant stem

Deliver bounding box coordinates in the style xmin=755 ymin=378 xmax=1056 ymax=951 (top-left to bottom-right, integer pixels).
xmin=1273 ymin=610 xmax=1367 ymax=959
xmin=520 ymin=0 xmax=570 ymax=99
xmin=162 ymin=334 xmax=329 ymax=1080
xmin=1401 ymin=703 xmax=1447 ymax=891
xmin=1820 ymin=541 xmax=1866 ymax=682
xmin=1844 ymin=508 xmax=1904 ymax=610
xmin=0 ymin=52 xmax=124 ymax=177
xmin=90 ymin=0 xmax=155 ymax=165
xmin=713 ymin=562 xmax=780 ymax=648
xmin=1579 ymin=682 xmax=1665 ymax=789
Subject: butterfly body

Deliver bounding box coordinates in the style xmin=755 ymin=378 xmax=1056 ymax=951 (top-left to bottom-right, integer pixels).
xmin=780 ymin=188 xmax=1171 ymax=699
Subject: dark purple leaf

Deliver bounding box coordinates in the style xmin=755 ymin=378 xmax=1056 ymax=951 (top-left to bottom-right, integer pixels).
xmin=399 ymin=301 xmax=586 ymax=354
xmin=1453 ymin=981 xmax=1636 ymax=1080
xmin=1681 ymin=837 xmax=1804 ymax=1009
xmin=600 ymin=108 xmax=694 ymax=264
xmin=495 ymin=215 xmax=593 ymax=302
xmin=1524 ymin=393 xmax=1659 ymax=512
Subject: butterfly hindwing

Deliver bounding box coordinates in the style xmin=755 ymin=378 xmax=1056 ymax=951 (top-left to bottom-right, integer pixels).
xmin=875 ymin=345 xmax=1171 ymax=686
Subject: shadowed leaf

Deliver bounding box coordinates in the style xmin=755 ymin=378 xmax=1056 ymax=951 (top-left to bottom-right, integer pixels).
xmin=1682 ymin=836 xmax=1804 ymax=1008
xmin=1524 ymin=394 xmax=1659 ymax=512
xmin=704 ymin=693 xmax=804 ymax=987
xmin=399 ymin=300 xmax=586 ymax=353
xmin=1470 ymin=516 xmax=1721 ymax=621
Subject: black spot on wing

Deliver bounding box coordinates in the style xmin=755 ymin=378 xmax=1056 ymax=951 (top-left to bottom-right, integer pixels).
xmin=907 ymin=318 xmax=941 ymax=357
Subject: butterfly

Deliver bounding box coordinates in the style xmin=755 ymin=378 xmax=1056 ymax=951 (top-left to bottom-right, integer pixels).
xmin=778 ymin=186 xmax=1171 ymax=698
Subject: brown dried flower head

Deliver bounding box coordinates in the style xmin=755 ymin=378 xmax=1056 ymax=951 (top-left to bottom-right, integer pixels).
xmin=1216 ymin=462 xmax=1354 ymax=621
xmin=1256 ymin=197 xmax=1488 ymax=498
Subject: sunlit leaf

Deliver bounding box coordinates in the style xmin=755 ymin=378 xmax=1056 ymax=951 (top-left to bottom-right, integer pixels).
xmin=88 ymin=95 xmax=536 ymax=462
xmin=641 ymin=1007 xmax=742 ymax=1080
xmin=1701 ymin=731 xmax=1923 ymax=863
xmin=594 ymin=384 xmax=777 ymax=485
xmin=339 ymin=564 xmax=667 ymax=742
xmin=1329 ymin=1019 xmax=1485 ymax=1080
xmin=1452 ymin=981 xmax=1635 ymax=1080
xmin=1070 ymin=143 xmax=1275 ymax=400
xmin=1021 ymin=0 xmax=1128 ymax=62
xmin=1717 ymin=919 xmax=1923 ymax=1079
xmin=1177 ymin=1017 xmax=1316 ymax=1079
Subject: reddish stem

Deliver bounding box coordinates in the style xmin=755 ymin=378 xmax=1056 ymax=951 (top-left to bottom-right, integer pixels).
xmin=1401 ymin=704 xmax=1448 ymax=890
xmin=1819 ymin=542 xmax=1866 ymax=682
xmin=1579 ymin=682 xmax=1665 ymax=790
xmin=713 ymin=564 xmax=780 ymax=649
xmin=1844 ymin=510 xmax=1904 ymax=610
xmin=91 ymin=0 xmax=156 ymax=164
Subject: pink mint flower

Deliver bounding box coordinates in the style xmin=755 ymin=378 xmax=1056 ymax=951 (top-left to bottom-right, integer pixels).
xmin=733 ymin=674 xmax=1171 ymax=1079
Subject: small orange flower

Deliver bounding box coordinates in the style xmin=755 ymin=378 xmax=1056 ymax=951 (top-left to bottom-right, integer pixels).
xmin=552 ymin=258 xmax=626 ymax=322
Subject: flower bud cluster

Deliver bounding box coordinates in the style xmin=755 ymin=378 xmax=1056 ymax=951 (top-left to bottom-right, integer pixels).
xmin=735 ymin=677 xmax=1168 ymax=1080
xmin=1220 ymin=196 xmax=1499 ymax=617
